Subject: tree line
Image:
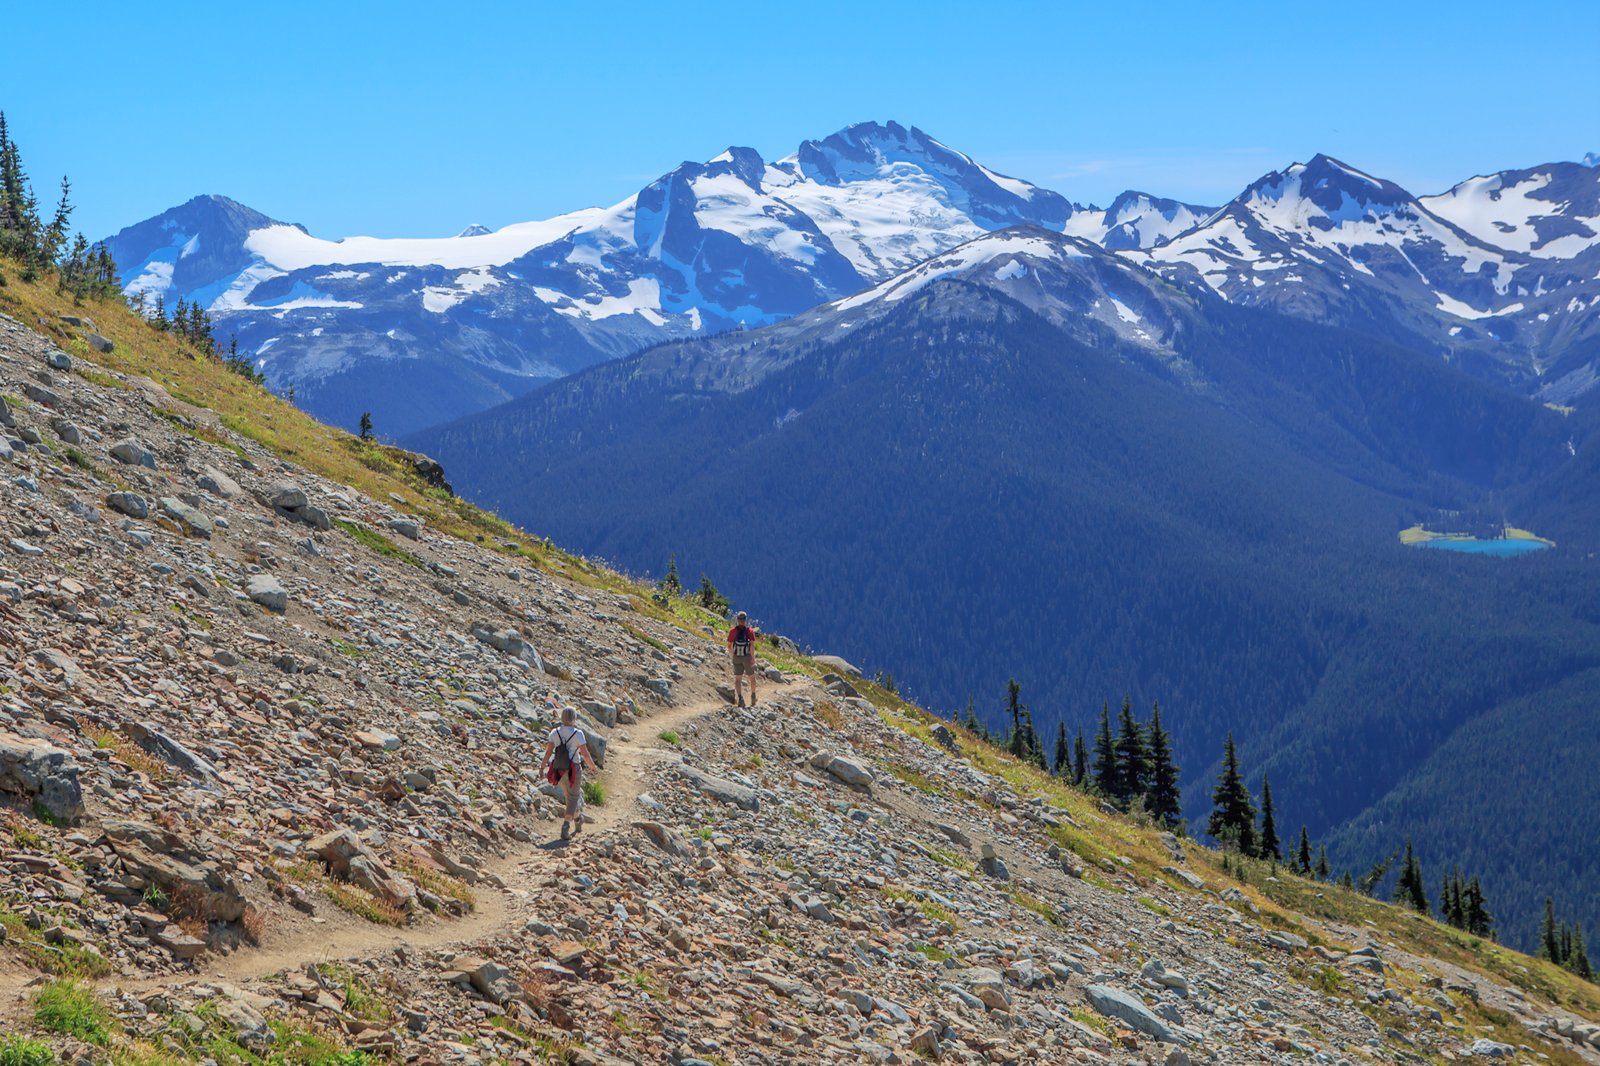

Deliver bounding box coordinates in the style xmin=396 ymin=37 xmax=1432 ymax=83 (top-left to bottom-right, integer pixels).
xmin=0 ymin=110 xmax=262 ymax=386
xmin=943 ymin=681 xmax=1600 ymax=981
xmin=0 ymin=112 xmax=118 ymax=299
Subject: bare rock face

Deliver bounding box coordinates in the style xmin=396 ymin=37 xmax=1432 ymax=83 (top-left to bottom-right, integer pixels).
xmin=0 ymin=731 xmax=84 ymax=823
xmin=100 ymin=819 xmax=247 ymax=921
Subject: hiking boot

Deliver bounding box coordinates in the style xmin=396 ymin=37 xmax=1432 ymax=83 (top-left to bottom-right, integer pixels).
xmin=737 ymin=697 xmax=745 ymax=708
xmin=560 ymin=820 xmax=571 ymax=842
xmin=573 ymin=819 xmax=583 ymax=835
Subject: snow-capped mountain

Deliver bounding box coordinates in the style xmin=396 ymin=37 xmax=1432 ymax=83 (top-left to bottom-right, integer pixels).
xmin=1131 ymin=154 xmax=1600 ymax=393
xmin=106 ymin=122 xmax=1095 ymax=435
xmin=1063 ymin=191 xmax=1215 ymax=251
xmin=106 ymin=132 xmax=1600 ymax=435
xmin=1421 ymin=162 xmax=1600 ymax=259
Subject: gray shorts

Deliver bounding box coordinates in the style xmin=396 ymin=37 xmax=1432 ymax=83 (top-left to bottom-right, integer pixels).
xmin=731 ymin=654 xmax=755 ymax=676
xmin=560 ymin=766 xmax=583 ymax=818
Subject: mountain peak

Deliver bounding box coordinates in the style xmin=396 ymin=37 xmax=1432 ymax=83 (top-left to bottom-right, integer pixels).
xmin=1584 ymin=151 xmax=1599 ymax=168
xmin=455 ymin=223 xmax=492 ymax=238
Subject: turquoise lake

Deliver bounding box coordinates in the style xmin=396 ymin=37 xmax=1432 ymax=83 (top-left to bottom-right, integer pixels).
xmin=1415 ymin=538 xmax=1550 ymax=556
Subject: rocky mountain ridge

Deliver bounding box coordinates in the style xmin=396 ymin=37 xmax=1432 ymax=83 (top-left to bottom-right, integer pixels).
xmin=4 ymin=282 xmax=1600 ymax=1063
xmin=104 ymin=127 xmax=1600 ymax=436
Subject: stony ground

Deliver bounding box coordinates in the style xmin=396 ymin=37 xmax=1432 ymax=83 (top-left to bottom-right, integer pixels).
xmin=1 ymin=308 xmax=1598 ymax=1065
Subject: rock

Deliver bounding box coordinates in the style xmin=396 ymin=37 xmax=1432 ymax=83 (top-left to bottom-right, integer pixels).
xmin=59 ymin=314 xmax=96 ymax=330
xmin=0 ymin=731 xmax=84 ymax=823
xmin=1265 ymin=930 xmax=1309 ymax=951
xmin=446 ymin=957 xmax=522 ymax=1005
xmin=814 ymin=654 xmax=863 ymax=678
xmin=355 ymin=728 xmax=402 ymax=752
xmin=84 ymin=333 xmax=114 ymax=353
xmin=157 ymin=496 xmax=214 ymax=538
xmin=409 ymin=454 xmax=452 ymax=494
xmin=214 ymin=996 xmax=274 ymax=1048
xmin=930 ymin=723 xmax=959 ymax=753
xmin=470 ymin=622 xmax=543 ymax=670
xmin=46 ymin=350 xmax=73 ymax=371
xmin=1085 ymin=984 xmax=1185 ymax=1044
xmin=910 ymin=1028 xmax=942 ymax=1059
xmin=1163 ymin=865 xmax=1205 ymax=890
xmin=682 ymin=766 xmax=760 ymax=811
xmin=1467 ymin=1038 xmax=1515 ymax=1058
xmin=388 ymin=517 xmax=421 ymax=540
xmin=0 ymin=396 xmax=12 ymax=426
xmin=9 ymin=538 xmax=43 ymax=557
xmin=810 ymin=751 xmax=874 ymax=792
xmin=978 ymin=843 xmax=1010 ymax=880
xmin=247 ymin=574 xmax=289 ymax=612
xmin=306 ymin=829 xmax=416 ymax=912
xmin=124 ymin=722 xmax=220 ymax=784
xmin=634 ymin=821 xmax=694 ymax=858
xmin=269 ymin=483 xmax=309 ymax=510
xmin=23 ymin=383 xmax=61 ymax=408
xmin=198 ymin=466 xmax=243 ymax=498
xmin=294 ymin=503 xmax=333 ymax=531
xmin=106 ymin=491 xmax=150 ymax=519
xmin=101 ymin=820 xmax=248 ymax=921
xmin=50 ymin=418 xmax=81 ymax=445
xmin=110 ymin=438 xmax=157 ymax=468
xmin=960 ymin=967 xmax=1011 ymax=1012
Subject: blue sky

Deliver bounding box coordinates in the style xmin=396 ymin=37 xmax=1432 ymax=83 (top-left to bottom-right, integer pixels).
xmin=3 ymin=0 xmax=1596 ymax=242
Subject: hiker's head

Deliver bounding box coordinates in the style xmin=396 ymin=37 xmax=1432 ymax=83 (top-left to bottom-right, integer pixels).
xmin=736 ymin=611 xmax=748 ymax=624
xmin=560 ymin=706 xmax=577 ymax=726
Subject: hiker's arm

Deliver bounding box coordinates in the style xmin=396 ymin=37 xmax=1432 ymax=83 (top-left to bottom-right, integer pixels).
xmin=580 ymin=744 xmax=600 ymax=773
xmin=537 ymin=739 xmax=554 ymax=772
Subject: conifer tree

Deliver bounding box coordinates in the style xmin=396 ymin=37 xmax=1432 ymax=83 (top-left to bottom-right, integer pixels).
xmin=359 ymin=411 xmax=374 ymax=440
xmin=1091 ymin=702 xmax=1117 ymax=798
xmin=1296 ymin=827 xmax=1312 ymax=875
xmin=1315 ymin=846 xmax=1330 ymax=881
xmin=1258 ymin=774 xmax=1281 ymax=862
xmin=1006 ymin=680 xmax=1025 ymax=760
xmin=1570 ymin=925 xmax=1592 ymax=981
xmin=1145 ymin=701 xmax=1181 ymax=828
xmin=1071 ymin=730 xmax=1088 ymax=787
xmin=1206 ymin=733 xmax=1256 ymax=855
xmin=962 ymin=696 xmax=981 ymax=739
xmin=1021 ymin=706 xmax=1046 ymax=769
xmin=1464 ymin=877 xmax=1492 ymax=938
xmin=1113 ymin=695 xmax=1148 ymax=807
xmin=1052 ymin=721 xmax=1070 ymax=777
xmin=1541 ymin=897 xmax=1560 ymax=962
xmin=1395 ymin=839 xmax=1428 ymax=913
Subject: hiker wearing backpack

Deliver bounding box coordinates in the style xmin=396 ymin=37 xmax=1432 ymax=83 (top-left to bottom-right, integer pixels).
xmin=727 ymin=610 xmax=759 ymax=707
xmin=539 ymin=706 xmax=600 ymax=842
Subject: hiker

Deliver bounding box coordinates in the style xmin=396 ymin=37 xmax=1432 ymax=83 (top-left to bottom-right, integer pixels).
xmin=539 ymin=707 xmax=600 ymax=841
xmin=727 ymin=610 xmax=759 ymax=707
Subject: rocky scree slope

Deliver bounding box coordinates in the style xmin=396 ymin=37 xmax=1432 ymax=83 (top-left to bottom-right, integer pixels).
xmin=0 ymin=312 xmax=1598 ymax=1063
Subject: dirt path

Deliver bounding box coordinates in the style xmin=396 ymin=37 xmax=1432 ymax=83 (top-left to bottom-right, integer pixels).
xmin=0 ymin=697 xmax=727 ymax=1019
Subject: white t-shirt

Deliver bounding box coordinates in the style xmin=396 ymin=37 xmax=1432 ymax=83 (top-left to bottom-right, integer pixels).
xmin=548 ymin=725 xmax=586 ymax=765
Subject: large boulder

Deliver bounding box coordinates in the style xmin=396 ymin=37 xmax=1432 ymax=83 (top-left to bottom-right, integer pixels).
xmin=157 ymin=497 xmax=213 ymax=538
xmin=101 ymin=820 xmax=247 ymax=921
xmin=0 ymin=731 xmax=84 ymax=824
xmin=813 ymin=654 xmax=862 ymax=678
xmin=1085 ymin=984 xmax=1186 ymax=1044
xmin=110 ymin=438 xmax=156 ymax=468
xmin=307 ymin=829 xmax=416 ymax=913
xmin=246 ymin=574 xmax=288 ymax=612
xmin=471 ymin=622 xmax=543 ymax=671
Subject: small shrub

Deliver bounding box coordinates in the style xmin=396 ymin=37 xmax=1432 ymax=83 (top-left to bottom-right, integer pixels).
xmin=323 ymin=883 xmax=406 ymax=927
xmin=583 ymin=779 xmax=607 ymax=807
xmin=658 ymin=730 xmax=680 ymax=746
xmin=0 ymin=1036 xmax=54 ymax=1066
xmin=34 ymin=980 xmax=112 ymax=1045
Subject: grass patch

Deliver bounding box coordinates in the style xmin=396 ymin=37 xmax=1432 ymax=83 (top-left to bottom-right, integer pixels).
xmin=622 ymin=623 xmax=668 ymax=654
xmin=59 ymin=446 xmax=96 ymax=472
xmin=84 ymin=726 xmax=171 ymax=782
xmin=394 ymin=858 xmax=476 ymax=912
xmin=1 ymin=905 xmax=111 ymax=978
xmin=1137 ymin=895 xmax=1173 ymax=918
xmin=1007 ymin=886 xmax=1062 ymax=926
xmin=884 ymin=886 xmax=960 ymax=927
xmin=34 ymin=980 xmax=112 ymax=1045
xmin=332 ymin=518 xmax=425 ymax=569
xmin=582 ymin=779 xmax=607 ymax=807
xmin=0 ymin=1036 xmax=54 ymax=1066
xmin=911 ymin=942 xmax=954 ymax=963
xmin=814 ymin=701 xmax=844 ymax=729
xmin=323 ymin=882 xmax=406 ymax=927
xmin=657 ymin=730 xmax=680 ymax=746
xmin=885 ymin=762 xmax=944 ymax=796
